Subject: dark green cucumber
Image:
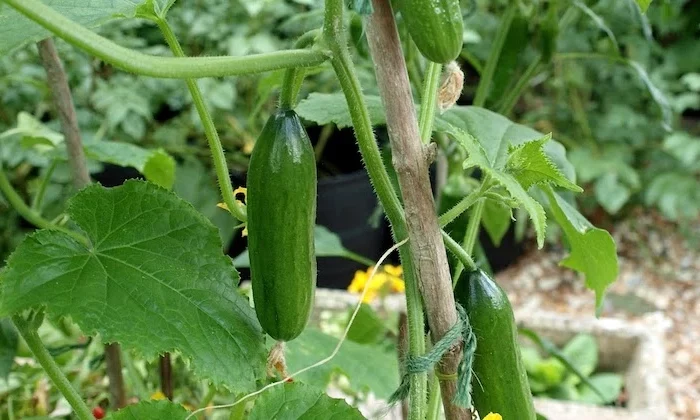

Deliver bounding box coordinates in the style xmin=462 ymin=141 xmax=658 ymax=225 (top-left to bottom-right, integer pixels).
xmin=456 ymin=269 xmax=536 ymax=419
xmin=247 ymin=109 xmax=316 ymax=342
xmin=397 ymin=0 xmax=464 ymax=64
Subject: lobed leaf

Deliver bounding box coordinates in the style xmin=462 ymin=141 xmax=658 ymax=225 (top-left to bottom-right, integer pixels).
xmin=0 ymin=180 xmax=266 ymax=392
xmin=248 ymin=382 xmax=366 ymax=419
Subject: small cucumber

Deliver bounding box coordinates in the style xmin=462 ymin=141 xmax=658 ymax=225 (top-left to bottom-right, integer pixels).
xmin=397 ymin=0 xmax=464 ymax=64
xmin=455 ymin=269 xmax=536 ymax=419
xmin=247 ymin=109 xmax=317 ymax=342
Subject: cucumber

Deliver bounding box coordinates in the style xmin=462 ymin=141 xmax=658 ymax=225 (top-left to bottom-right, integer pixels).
xmin=455 ymin=269 xmax=536 ymax=419
xmin=247 ymin=109 xmax=317 ymax=342
xmin=397 ymin=0 xmax=464 ymax=63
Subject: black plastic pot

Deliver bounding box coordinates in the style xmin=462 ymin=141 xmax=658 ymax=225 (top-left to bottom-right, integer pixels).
xmin=316 ymin=168 xmax=388 ymax=289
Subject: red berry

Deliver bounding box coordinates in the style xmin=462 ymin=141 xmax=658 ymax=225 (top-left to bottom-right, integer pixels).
xmin=93 ymin=407 xmax=105 ymax=419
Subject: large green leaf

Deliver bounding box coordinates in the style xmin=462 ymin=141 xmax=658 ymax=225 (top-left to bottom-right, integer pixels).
xmin=106 ymin=400 xmax=189 ymax=419
xmin=296 ymin=93 xmax=385 ymax=129
xmin=0 ymin=0 xmax=137 ymax=56
xmin=481 ymin=198 xmax=512 ymax=247
xmin=285 ymin=328 xmax=399 ymax=399
xmin=233 ymin=225 xmax=360 ymax=267
xmin=542 ymin=186 xmax=618 ymax=312
xmin=0 ymin=318 xmax=17 ymax=379
xmin=248 ymin=383 xmax=366 ymax=419
xmin=0 ymin=180 xmax=266 ymax=391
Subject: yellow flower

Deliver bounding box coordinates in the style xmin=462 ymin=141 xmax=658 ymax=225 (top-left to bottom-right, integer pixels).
xmin=483 ymin=413 xmax=502 ymax=420
xmin=347 ymin=265 xmax=405 ymax=303
xmin=217 ymin=187 xmax=248 ymax=236
xmin=150 ymin=391 xmax=167 ymax=401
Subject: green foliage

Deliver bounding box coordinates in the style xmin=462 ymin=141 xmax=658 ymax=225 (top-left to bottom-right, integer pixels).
xmin=521 ymin=333 xmax=623 ymax=405
xmin=106 ymin=400 xmax=189 ymax=419
xmin=0 ymin=181 xmax=266 ymax=392
xmin=285 ymin=328 xmax=399 ymax=400
xmin=0 ymin=318 xmax=18 ymax=379
xmin=248 ymin=382 xmax=366 ymax=419
xmin=542 ymin=187 xmax=618 ymax=312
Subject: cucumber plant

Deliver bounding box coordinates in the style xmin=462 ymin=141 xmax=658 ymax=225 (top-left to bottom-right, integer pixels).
xmin=0 ymin=0 xmax=644 ymax=418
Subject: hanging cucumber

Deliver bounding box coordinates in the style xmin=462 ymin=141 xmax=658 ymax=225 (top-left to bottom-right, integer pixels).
xmin=397 ymin=0 xmax=464 ymax=64
xmin=455 ymin=269 xmax=536 ymax=419
xmin=247 ymin=109 xmax=317 ymax=342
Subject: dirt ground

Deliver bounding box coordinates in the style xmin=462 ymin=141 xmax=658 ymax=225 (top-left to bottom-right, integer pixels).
xmin=497 ymin=210 xmax=700 ymax=420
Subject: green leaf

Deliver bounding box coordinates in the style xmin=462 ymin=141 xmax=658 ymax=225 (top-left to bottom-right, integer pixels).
xmin=594 ymin=173 xmax=630 ymax=214
xmin=481 ymin=198 xmax=512 ymax=247
xmin=542 ymin=186 xmax=618 ymax=312
xmin=436 ymin=106 xmax=577 ymax=183
xmin=83 ymin=140 xmax=176 ymax=189
xmin=248 ymin=383 xmax=366 ymax=419
xmin=285 ymin=328 xmax=399 ymax=399
xmin=634 ymin=0 xmax=652 ymax=13
xmin=645 ymin=172 xmax=700 ymax=221
xmin=561 ymin=334 xmax=598 ymax=383
xmin=296 ymin=95 xmax=577 ymax=183
xmin=0 ymin=112 xmax=64 ymax=152
xmin=506 ymin=135 xmax=582 ymax=193
xmin=446 ymin=127 xmax=547 ymax=248
xmin=296 ymin=93 xmax=385 ymax=129
xmin=576 ymin=373 xmax=623 ymax=405
xmin=345 ymin=303 xmax=387 ymax=345
xmin=106 ymin=400 xmax=189 ymax=419
xmin=0 ymin=318 xmax=18 ymax=379
xmin=0 ymin=0 xmax=136 ymax=56
xmin=533 ymin=357 xmax=567 ymax=387
xmin=546 ymin=382 xmax=580 ymax=401
xmin=628 ymin=60 xmax=672 ymax=131
xmin=0 ymin=180 xmax=266 ymax=392
xmin=233 ymin=225 xmax=359 ymax=267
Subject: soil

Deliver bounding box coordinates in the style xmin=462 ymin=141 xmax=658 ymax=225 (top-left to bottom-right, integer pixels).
xmin=496 ymin=209 xmax=700 ymax=420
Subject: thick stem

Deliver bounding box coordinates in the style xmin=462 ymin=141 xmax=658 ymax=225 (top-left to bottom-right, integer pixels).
xmin=156 ymin=20 xmax=245 ymax=222
xmin=6 ymin=0 xmax=328 ymax=79
xmin=473 ymin=2 xmax=517 ymax=107
xmin=12 ymin=315 xmax=92 ymax=420
xmin=365 ymin=1 xmax=467 ymax=418
xmin=322 ymin=1 xmax=427 ymax=417
xmin=37 ymin=39 xmax=91 ymax=188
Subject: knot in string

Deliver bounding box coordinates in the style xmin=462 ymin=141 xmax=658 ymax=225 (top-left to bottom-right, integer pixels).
xmin=388 ymin=304 xmax=477 ymax=408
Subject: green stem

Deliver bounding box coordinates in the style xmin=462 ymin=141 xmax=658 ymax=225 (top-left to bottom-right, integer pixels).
xmin=459 ymin=49 xmax=483 ymax=75
xmin=554 ymin=52 xmax=627 ymax=65
xmin=472 ymin=2 xmax=517 ymax=107
xmin=0 ymin=164 xmax=88 ymax=245
xmin=426 ymin=372 xmax=442 ymax=420
xmin=452 ymin=198 xmax=485 ymax=282
xmin=5 ymin=0 xmax=328 ymax=79
xmin=498 ymin=55 xmax=543 ymax=115
xmin=323 ymin=1 xmax=426 ymax=418
xmin=441 ymin=230 xmax=476 ymax=279
xmin=418 ymin=62 xmax=442 ymax=144
xmin=31 ymin=158 xmax=58 ymax=210
xmin=279 ymin=30 xmax=320 ymax=109
xmin=344 ymin=250 xmax=376 ymax=267
xmin=314 ymin=123 xmax=335 ymax=162
xmin=12 ymin=315 xmax=92 ymax=420
xmin=438 ymin=184 xmax=490 ymax=227
xmin=156 ymin=20 xmax=245 ymax=222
